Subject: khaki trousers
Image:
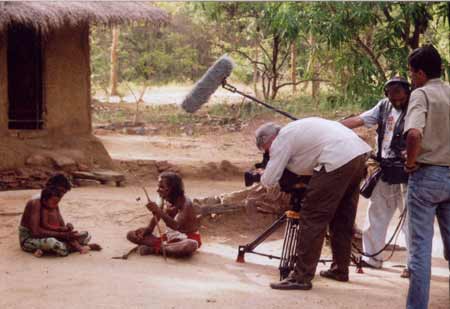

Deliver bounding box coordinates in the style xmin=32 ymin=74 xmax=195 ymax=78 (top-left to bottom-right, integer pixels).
xmin=293 ymin=154 xmax=366 ymax=282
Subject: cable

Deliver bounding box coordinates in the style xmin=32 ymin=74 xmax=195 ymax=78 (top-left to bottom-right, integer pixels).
xmin=352 ymin=208 xmax=407 ymax=261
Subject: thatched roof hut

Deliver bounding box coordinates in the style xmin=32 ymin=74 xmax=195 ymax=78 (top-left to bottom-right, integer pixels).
xmin=0 ymin=2 xmax=169 ymax=34
xmin=0 ymin=2 xmax=169 ymax=185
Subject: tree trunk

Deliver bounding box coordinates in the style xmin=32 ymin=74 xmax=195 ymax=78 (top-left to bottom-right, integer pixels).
xmin=312 ymin=62 xmax=320 ymax=105
xmin=133 ymin=86 xmax=148 ymax=125
xmin=303 ymin=33 xmax=316 ymax=93
xmin=270 ymin=35 xmax=280 ymax=100
xmin=253 ymin=46 xmax=260 ymax=98
xmin=291 ymin=42 xmax=297 ymax=94
xmin=109 ymin=26 xmax=120 ymax=96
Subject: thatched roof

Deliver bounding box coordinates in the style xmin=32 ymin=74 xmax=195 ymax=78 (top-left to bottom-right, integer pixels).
xmin=0 ymin=1 xmax=169 ymax=34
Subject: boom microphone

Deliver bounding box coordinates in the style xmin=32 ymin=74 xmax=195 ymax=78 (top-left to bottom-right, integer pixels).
xmin=181 ymin=55 xmax=234 ymax=113
xmin=182 ymin=54 xmax=298 ymax=120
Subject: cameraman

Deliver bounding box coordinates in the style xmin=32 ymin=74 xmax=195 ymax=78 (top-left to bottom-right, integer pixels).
xmin=259 ymin=118 xmax=371 ymax=290
xmin=341 ymin=77 xmax=411 ymax=277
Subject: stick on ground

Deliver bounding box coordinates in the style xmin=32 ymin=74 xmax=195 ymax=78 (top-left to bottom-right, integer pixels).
xmin=112 ymin=246 xmax=138 ymax=260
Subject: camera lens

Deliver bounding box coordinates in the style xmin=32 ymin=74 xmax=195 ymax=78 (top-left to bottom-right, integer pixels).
xmin=244 ymin=171 xmax=254 ymax=187
xmin=244 ymin=171 xmax=261 ymax=187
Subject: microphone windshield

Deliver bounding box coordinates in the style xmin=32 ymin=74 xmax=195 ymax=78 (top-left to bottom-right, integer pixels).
xmin=181 ymin=55 xmax=234 ymax=113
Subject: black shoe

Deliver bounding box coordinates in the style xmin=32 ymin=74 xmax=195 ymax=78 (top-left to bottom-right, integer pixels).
xmin=319 ymin=269 xmax=349 ymax=282
xmin=270 ymin=277 xmax=312 ymax=290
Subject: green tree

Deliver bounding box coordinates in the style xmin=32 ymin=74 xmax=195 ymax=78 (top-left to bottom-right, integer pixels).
xmin=89 ymin=2 xmax=449 ymax=111
xmin=299 ymin=2 xmax=438 ymax=107
xmin=90 ymin=26 xmax=112 ymax=96
xmin=197 ymin=2 xmax=305 ymax=100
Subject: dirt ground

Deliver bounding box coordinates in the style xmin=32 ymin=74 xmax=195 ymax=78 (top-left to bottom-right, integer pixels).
xmin=1 ymin=126 xmax=449 ymax=309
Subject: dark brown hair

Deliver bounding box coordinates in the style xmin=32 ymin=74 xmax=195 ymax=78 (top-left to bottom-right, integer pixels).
xmin=159 ymin=171 xmax=184 ymax=203
xmin=408 ymin=44 xmax=442 ymax=79
xmin=40 ymin=187 xmax=61 ymax=205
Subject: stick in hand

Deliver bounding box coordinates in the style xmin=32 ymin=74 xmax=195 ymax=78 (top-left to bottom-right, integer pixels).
xmin=142 ymin=187 xmax=167 ymax=261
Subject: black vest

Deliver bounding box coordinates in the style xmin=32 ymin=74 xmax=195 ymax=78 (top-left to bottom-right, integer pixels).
xmin=375 ymin=99 xmax=408 ymax=184
xmin=375 ymin=99 xmax=407 ymax=161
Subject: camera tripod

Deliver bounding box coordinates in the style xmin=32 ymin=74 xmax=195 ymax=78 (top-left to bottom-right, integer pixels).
xmin=239 ymin=157 xmax=368 ymax=280
xmin=236 ymin=208 xmax=333 ymax=280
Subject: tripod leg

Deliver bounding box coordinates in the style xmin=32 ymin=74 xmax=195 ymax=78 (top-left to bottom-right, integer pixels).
xmin=279 ymin=220 xmax=292 ymax=279
xmin=236 ymin=214 xmax=286 ymax=263
xmin=279 ymin=218 xmax=300 ymax=280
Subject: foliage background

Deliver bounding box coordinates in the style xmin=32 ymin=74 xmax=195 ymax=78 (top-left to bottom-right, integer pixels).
xmin=90 ymin=2 xmax=450 ymax=112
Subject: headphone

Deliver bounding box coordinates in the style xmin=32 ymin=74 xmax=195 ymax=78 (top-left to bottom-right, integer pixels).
xmin=384 ymin=76 xmax=411 ymax=97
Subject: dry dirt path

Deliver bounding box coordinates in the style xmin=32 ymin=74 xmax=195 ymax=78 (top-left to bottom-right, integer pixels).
xmin=1 ymin=179 xmax=448 ymax=309
xmin=97 ymin=130 xmax=260 ymax=167
xmin=1 ymin=128 xmax=448 ymax=308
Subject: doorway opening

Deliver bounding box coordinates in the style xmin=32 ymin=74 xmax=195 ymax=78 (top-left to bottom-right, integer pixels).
xmin=7 ymin=24 xmax=44 ymax=130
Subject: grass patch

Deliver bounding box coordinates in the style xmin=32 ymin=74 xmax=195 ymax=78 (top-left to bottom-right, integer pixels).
xmin=92 ymin=92 xmax=367 ymax=129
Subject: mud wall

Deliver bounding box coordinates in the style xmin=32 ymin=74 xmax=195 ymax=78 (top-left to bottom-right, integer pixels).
xmin=44 ymin=24 xmax=91 ymax=135
xmin=0 ymin=25 xmax=112 ymax=171
xmin=0 ymin=134 xmax=113 ymax=171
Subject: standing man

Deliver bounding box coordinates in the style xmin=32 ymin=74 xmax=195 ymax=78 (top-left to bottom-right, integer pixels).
xmin=403 ymin=44 xmax=450 ymax=309
xmin=257 ymin=118 xmax=371 ymax=290
xmin=341 ymin=77 xmax=411 ymax=277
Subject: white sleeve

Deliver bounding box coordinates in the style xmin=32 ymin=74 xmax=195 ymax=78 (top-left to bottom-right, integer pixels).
xmin=359 ymin=100 xmax=384 ymax=127
xmin=261 ymin=138 xmax=292 ymax=188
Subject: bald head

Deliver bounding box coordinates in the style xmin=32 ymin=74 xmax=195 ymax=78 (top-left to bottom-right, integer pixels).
xmin=255 ymin=122 xmax=281 ymax=151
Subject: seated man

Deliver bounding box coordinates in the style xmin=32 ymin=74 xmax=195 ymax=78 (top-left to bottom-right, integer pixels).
xmin=127 ymin=171 xmax=201 ymax=258
xmin=19 ymin=177 xmax=101 ymax=257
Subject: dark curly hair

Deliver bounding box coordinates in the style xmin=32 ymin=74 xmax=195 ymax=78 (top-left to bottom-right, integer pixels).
xmin=159 ymin=171 xmax=185 ymax=203
xmin=40 ymin=187 xmax=62 ymax=205
xmin=45 ymin=173 xmax=71 ymax=193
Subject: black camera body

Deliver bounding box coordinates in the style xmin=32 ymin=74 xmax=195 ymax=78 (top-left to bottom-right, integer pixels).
xmin=244 ymin=151 xmax=269 ymax=186
xmin=244 ymin=171 xmax=261 ymax=187
xmin=244 ymin=151 xmax=311 ymax=212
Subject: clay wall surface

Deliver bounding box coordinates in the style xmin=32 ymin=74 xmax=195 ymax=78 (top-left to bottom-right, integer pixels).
xmin=44 ymin=24 xmax=91 ymax=135
xmin=0 ymin=134 xmax=113 ymax=170
xmin=0 ymin=25 xmax=112 ymax=171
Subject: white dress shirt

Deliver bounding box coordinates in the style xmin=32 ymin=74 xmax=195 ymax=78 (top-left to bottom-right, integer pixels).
xmin=261 ymin=117 xmax=371 ymax=188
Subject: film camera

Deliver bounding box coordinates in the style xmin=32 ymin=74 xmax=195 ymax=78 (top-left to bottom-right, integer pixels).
xmin=244 ymin=151 xmax=310 ymax=212
xmin=238 ymin=151 xmax=314 ymax=279
xmin=244 ymin=151 xmax=269 ymax=187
